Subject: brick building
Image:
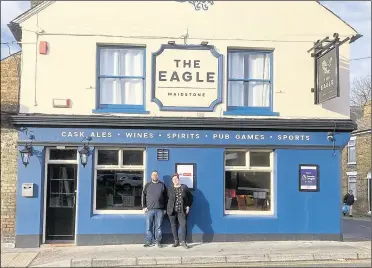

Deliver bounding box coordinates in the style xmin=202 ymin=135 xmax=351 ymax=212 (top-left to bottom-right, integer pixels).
xmin=1 ymin=52 xmax=21 ymax=247
xmin=342 ymin=102 xmax=372 ymax=215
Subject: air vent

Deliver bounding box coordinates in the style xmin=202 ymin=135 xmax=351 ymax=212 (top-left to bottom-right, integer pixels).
xmin=157 ymin=149 xmax=169 ymax=161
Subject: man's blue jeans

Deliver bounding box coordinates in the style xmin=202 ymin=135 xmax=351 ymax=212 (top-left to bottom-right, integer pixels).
xmin=145 ymin=209 xmax=164 ymax=244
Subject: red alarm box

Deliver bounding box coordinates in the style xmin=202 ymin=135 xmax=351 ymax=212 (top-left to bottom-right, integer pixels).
xmin=39 ymin=41 xmax=48 ymax=54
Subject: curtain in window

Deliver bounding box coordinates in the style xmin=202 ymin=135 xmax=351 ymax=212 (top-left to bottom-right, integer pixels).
xmin=99 ymin=48 xmax=144 ymax=106
xmin=228 ymin=52 xmax=271 ymax=107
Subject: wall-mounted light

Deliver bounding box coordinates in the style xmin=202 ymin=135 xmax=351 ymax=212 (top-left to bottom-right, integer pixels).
xmin=201 ymin=41 xmax=209 ymax=46
xmin=327 ymin=131 xmax=336 ymax=156
xmin=20 ymin=144 xmax=33 ymax=167
xmin=19 ymin=134 xmax=35 ymax=167
xmin=168 ymin=41 xmax=176 ymax=45
xmin=79 ymin=137 xmax=92 ymax=167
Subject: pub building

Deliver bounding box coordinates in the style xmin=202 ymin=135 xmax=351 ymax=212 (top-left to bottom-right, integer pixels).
xmin=9 ymin=1 xmax=361 ymax=248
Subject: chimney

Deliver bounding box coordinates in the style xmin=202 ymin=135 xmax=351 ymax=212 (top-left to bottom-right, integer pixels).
xmin=31 ymin=1 xmax=43 ymax=8
xmin=364 ymin=101 xmax=371 ymax=117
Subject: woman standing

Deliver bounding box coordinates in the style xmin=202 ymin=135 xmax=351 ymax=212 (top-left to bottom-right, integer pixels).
xmin=167 ymin=173 xmax=193 ymax=248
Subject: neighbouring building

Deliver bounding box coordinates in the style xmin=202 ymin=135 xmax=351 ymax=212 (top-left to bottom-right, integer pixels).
xmin=1 ymin=52 xmax=21 ymax=247
xmin=342 ymin=102 xmax=372 ymax=215
xmin=7 ymin=1 xmax=361 ymax=248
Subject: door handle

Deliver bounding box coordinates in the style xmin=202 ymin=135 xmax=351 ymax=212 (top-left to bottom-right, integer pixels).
xmin=73 ymin=195 xmax=76 ymax=207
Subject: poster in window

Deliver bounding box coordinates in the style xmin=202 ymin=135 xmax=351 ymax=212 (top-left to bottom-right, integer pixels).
xmin=299 ymin=164 xmax=319 ymax=192
xmin=175 ymin=163 xmax=196 ymax=189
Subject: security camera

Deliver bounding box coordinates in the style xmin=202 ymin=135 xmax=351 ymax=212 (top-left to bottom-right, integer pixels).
xmin=327 ymin=132 xmax=335 ymax=142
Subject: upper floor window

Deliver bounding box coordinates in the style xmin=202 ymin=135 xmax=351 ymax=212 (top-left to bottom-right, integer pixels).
xmin=226 ymin=50 xmax=277 ymax=116
xmin=347 ymin=137 xmax=356 ymax=164
xmin=97 ymin=46 xmax=146 ymax=113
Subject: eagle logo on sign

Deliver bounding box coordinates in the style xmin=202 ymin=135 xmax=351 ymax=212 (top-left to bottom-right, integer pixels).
xmin=321 ymin=57 xmax=333 ymax=75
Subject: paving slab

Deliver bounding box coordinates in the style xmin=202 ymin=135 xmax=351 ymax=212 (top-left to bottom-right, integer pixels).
xmin=182 ymin=256 xmax=226 ymax=264
xmin=1 ymin=253 xmax=19 ymax=267
xmin=269 ymin=253 xmax=315 ymax=262
xmin=314 ymin=252 xmax=358 ymax=261
xmin=226 ymin=254 xmax=269 ymax=263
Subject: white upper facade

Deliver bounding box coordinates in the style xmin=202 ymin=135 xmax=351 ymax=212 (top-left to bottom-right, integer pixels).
xmin=14 ymin=1 xmax=358 ymax=118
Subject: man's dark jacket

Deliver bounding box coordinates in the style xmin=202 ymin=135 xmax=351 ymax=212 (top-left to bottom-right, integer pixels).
xmin=343 ymin=193 xmax=355 ymax=206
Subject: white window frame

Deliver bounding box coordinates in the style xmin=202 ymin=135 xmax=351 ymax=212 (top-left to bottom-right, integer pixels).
xmin=93 ymin=147 xmax=146 ymax=214
xmin=347 ymin=175 xmax=357 ymax=201
xmin=224 ymin=149 xmax=274 ymax=216
xmin=347 ymin=137 xmax=356 ymax=165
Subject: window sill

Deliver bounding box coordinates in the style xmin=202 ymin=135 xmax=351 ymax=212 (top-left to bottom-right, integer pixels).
xmin=223 ymin=109 xmax=279 ymax=116
xmin=92 ymin=109 xmax=150 ymax=114
xmin=93 ymin=210 xmax=145 ymax=215
xmin=347 ymin=162 xmax=357 ymax=165
xmin=224 ymin=211 xmax=275 ymax=217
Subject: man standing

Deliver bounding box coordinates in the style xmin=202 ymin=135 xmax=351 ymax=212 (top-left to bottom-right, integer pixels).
xmin=142 ymin=171 xmax=167 ymax=247
xmin=343 ymin=190 xmax=355 ymax=217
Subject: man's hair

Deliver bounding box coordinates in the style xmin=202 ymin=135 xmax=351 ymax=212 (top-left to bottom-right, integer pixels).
xmin=151 ymin=170 xmax=158 ymax=174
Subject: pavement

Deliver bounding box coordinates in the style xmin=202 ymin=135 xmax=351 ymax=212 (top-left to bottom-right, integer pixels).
xmin=1 ymin=217 xmax=371 ymax=267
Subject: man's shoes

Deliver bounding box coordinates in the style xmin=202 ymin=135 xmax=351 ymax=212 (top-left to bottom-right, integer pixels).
xmin=143 ymin=242 xmax=152 ymax=247
xmin=156 ymin=243 xmax=162 ymax=248
xmin=349 ymin=215 xmax=353 ymax=217
xmin=180 ymin=241 xmax=189 ymax=249
xmin=172 ymin=241 xmax=179 ymax=247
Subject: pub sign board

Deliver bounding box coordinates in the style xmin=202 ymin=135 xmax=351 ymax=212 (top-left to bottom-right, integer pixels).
xmin=316 ymin=46 xmax=340 ymax=104
xmin=152 ymin=44 xmax=223 ymax=111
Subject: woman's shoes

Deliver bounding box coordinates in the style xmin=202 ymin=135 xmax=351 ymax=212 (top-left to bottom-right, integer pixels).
xmin=180 ymin=241 xmax=189 ymax=249
xmin=172 ymin=241 xmax=179 ymax=247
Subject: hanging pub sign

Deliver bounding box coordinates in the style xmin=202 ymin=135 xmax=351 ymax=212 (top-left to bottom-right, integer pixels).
xmin=152 ymin=44 xmax=223 ymax=111
xmin=316 ymin=46 xmax=340 ymax=103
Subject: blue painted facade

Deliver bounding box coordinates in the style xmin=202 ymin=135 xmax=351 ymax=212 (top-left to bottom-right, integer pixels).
xmin=15 ymin=127 xmax=349 ymax=246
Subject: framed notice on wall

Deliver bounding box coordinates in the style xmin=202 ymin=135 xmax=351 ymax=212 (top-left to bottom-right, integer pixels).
xmin=175 ymin=163 xmax=196 ymax=190
xmin=299 ymin=164 xmax=319 ymax=192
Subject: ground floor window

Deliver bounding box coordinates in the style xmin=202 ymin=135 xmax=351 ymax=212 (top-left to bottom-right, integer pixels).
xmin=225 ymin=150 xmax=273 ymax=214
xmin=94 ymin=148 xmax=145 ymax=213
xmin=348 ymin=176 xmax=357 ymax=200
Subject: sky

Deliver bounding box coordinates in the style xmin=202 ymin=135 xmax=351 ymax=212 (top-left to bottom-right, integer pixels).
xmin=1 ymin=1 xmax=371 ymax=82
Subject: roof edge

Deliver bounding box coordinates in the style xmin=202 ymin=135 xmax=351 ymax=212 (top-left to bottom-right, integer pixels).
xmin=11 ymin=1 xmax=55 ymax=24
xmin=316 ymin=2 xmax=360 ymax=36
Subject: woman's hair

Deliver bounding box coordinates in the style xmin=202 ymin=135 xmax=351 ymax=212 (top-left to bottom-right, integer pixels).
xmin=172 ymin=173 xmax=179 ymax=179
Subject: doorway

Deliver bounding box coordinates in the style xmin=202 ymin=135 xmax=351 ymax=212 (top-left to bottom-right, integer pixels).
xmin=44 ymin=148 xmax=78 ymax=242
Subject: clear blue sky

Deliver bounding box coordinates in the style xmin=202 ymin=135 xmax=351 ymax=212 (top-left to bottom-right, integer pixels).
xmin=1 ymin=1 xmax=371 ymax=82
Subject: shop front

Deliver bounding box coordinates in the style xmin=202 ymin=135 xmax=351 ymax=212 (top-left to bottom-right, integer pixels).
xmin=14 ymin=118 xmax=351 ymax=248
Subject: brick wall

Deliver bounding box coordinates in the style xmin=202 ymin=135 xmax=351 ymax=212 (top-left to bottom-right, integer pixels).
xmin=1 ymin=53 xmax=20 ymax=246
xmin=342 ymin=102 xmax=372 ymax=214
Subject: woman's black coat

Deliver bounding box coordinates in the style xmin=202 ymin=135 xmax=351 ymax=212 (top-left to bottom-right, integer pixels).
xmin=167 ymin=184 xmax=193 ymax=215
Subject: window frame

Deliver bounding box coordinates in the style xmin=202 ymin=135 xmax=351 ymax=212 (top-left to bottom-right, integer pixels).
xmin=93 ymin=147 xmax=146 ymax=214
xmin=347 ymin=137 xmax=356 ymax=165
xmin=348 ymin=175 xmax=357 ymax=200
xmin=94 ymin=45 xmax=149 ymax=114
xmin=224 ymin=149 xmax=274 ymax=216
xmin=224 ymin=49 xmax=278 ymax=116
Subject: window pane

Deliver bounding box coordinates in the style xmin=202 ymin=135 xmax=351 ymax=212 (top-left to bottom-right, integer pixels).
xmin=348 ymin=147 xmax=356 ymax=163
xmin=99 ymin=78 xmax=144 ymax=105
xmin=225 ymin=151 xmax=246 ymax=166
xmin=49 ymin=149 xmax=77 ymax=160
xmin=228 ymin=52 xmax=271 ymax=80
xmin=96 ymin=170 xmax=143 ymax=210
xmin=225 ymin=171 xmax=271 ymax=212
xmin=250 ymin=152 xmax=270 ymax=167
xmin=98 ymin=150 xmax=118 ymax=165
xmin=100 ymin=48 xmax=144 ymax=77
xmin=123 ymin=150 xmax=143 ymax=166
xmin=228 ymin=81 xmax=270 ymax=107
